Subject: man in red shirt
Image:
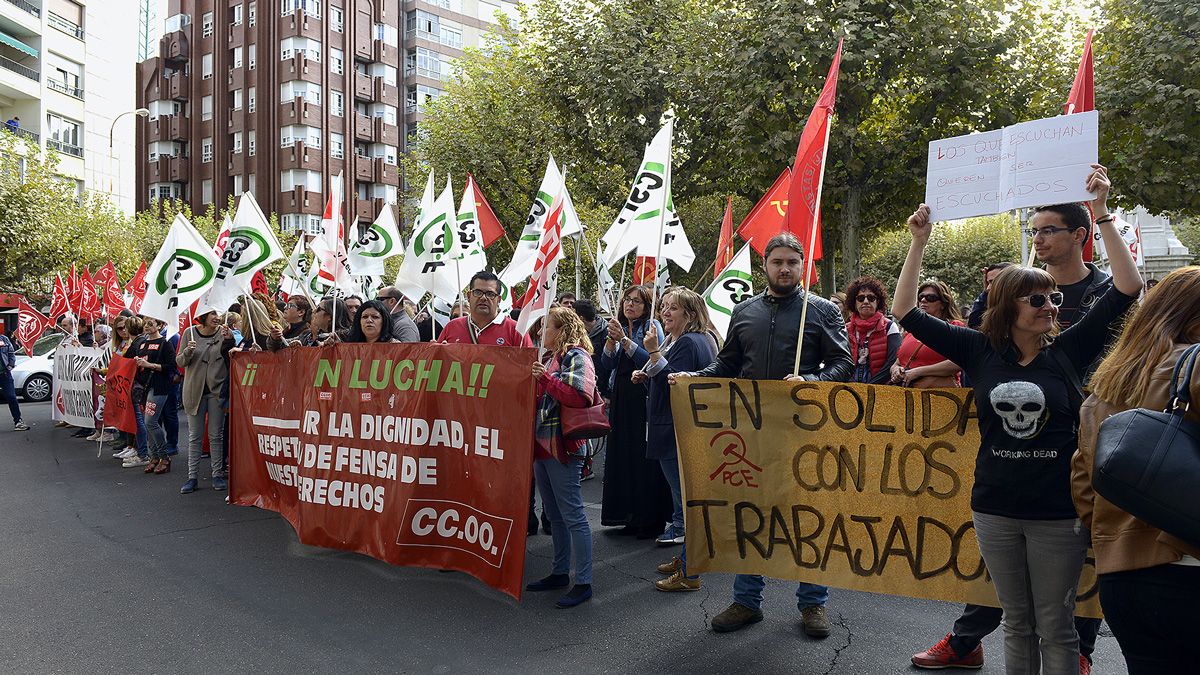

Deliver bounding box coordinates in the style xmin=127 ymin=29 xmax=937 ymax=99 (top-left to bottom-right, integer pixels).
xmin=439 ymin=271 xmax=532 ymax=348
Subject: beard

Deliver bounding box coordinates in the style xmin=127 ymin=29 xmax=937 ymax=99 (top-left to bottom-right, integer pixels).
xmin=767 ymin=276 xmax=799 ymax=296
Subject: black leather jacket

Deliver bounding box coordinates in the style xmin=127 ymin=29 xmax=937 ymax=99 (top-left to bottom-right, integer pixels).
xmin=694 ymin=289 xmax=853 ymax=381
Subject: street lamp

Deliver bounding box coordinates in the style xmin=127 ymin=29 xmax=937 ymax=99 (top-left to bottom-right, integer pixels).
xmin=108 ymin=108 xmax=150 ymax=205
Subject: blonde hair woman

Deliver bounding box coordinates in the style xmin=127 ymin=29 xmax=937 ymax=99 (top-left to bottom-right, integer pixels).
xmin=1072 ymin=266 xmax=1200 ymax=674
xmin=526 ymin=306 xmax=597 ymax=608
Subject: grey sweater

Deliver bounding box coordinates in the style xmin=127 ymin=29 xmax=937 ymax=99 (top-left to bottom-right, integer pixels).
xmin=175 ymin=326 xmax=229 ymax=416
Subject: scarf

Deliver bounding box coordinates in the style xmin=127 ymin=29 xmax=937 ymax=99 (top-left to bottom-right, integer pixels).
xmin=849 ymin=312 xmax=889 ymax=377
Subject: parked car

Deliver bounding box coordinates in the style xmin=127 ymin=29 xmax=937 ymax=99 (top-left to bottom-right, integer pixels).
xmin=11 ymin=333 xmax=64 ymax=402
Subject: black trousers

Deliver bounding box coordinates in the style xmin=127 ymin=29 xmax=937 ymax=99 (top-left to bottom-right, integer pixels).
xmin=949 ymin=604 xmax=1101 ymax=660
xmin=1099 ymin=564 xmax=1200 ymax=675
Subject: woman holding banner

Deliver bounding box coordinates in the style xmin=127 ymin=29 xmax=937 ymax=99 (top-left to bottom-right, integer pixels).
xmin=1072 ymin=266 xmax=1200 ymax=674
xmin=896 ymin=164 xmax=1141 ymax=675
xmin=889 ymin=280 xmax=964 ymax=388
xmin=632 ymin=288 xmax=718 ymax=559
xmin=600 ymin=285 xmax=669 ymax=538
xmin=527 ymin=306 xmax=597 ymax=608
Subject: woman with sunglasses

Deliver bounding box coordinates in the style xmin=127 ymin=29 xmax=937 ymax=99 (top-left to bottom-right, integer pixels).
xmin=890 ymin=280 xmax=964 ymax=388
xmin=896 ymin=164 xmax=1142 ymax=675
xmin=845 ymin=277 xmax=901 ymax=384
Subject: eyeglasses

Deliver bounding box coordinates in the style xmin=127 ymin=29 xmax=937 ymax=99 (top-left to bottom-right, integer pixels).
xmin=469 ymin=289 xmax=500 ymax=300
xmin=1023 ymin=226 xmax=1074 ymax=238
xmin=1017 ymin=292 xmax=1064 ymax=308
xmin=918 ymin=293 xmax=944 ymax=303
xmin=856 ymin=294 xmax=877 ymax=303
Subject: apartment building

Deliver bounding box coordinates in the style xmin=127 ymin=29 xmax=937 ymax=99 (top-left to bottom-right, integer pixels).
xmin=135 ymin=0 xmax=517 ymax=234
xmin=0 ymin=0 xmax=141 ymax=214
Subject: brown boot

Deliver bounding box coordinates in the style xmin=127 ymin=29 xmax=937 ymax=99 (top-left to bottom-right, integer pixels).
xmin=711 ymin=602 xmax=763 ymax=633
xmin=144 ymin=459 xmax=159 ymax=474
xmin=153 ymin=458 xmax=171 ymax=474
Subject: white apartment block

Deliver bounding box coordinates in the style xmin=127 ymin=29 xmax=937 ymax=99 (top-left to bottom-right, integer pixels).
xmin=1 ymin=0 xmax=140 ymax=214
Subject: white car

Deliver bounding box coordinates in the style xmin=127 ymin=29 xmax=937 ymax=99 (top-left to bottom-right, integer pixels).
xmin=10 ymin=333 xmax=64 ymax=402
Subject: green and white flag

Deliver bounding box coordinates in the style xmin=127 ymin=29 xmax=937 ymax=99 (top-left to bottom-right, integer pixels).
xmin=702 ymin=242 xmax=754 ymax=338
xmin=601 ymin=119 xmax=695 ymax=271
xmin=347 ymin=205 xmax=403 ymax=277
xmin=500 ymin=155 xmax=562 ymax=287
xmin=451 ymin=174 xmax=489 ymax=284
xmin=142 ymin=214 xmax=220 ymax=325
xmin=396 ymin=173 xmax=461 ymax=303
xmin=279 ymin=237 xmax=312 ymax=299
xmin=203 ymin=192 xmax=285 ymax=311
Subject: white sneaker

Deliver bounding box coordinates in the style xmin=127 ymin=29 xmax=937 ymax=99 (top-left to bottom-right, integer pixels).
xmin=115 ymin=447 xmax=137 ymax=459
xmin=122 ymin=457 xmax=150 ymax=468
xmin=14 ymin=421 xmax=30 ymax=432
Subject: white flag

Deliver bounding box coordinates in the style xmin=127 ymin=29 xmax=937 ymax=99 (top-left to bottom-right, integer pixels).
xmin=655 ymin=258 xmax=672 ymax=295
xmin=203 ymin=193 xmax=285 ymax=311
xmin=702 ymin=242 xmax=754 ymax=339
xmin=396 ymin=175 xmax=461 ymax=303
xmin=601 ymin=119 xmax=695 ymax=271
xmin=595 ymin=241 xmax=616 ymax=314
xmin=141 ymin=214 xmax=220 ymax=326
xmin=1093 ymin=214 xmax=1144 ymax=268
xmin=347 ymin=205 xmax=403 ymax=277
xmin=279 ymin=237 xmax=309 ymax=298
xmin=451 ymin=174 xmax=489 ymax=284
xmin=500 ymin=155 xmax=563 ymax=287
xmin=516 ymin=186 xmax=566 ymax=335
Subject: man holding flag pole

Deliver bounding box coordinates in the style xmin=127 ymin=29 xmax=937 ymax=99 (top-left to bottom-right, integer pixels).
xmin=666 ymin=39 xmax=852 ymax=639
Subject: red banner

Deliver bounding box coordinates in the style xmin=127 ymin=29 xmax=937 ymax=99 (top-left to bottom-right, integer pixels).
xmin=228 ymin=343 xmax=537 ymax=600
xmin=103 ymin=354 xmax=140 ymax=434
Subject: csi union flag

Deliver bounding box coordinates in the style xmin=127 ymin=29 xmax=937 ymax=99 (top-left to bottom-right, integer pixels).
xmin=141 ymin=214 xmax=220 ymax=325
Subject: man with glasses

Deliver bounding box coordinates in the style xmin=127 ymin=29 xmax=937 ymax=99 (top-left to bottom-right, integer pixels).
xmin=440 ymin=271 xmax=532 ymax=348
xmin=376 ymin=287 xmax=420 ymax=343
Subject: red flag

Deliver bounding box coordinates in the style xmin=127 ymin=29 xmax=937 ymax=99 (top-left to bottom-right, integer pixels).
xmin=469 ymin=174 xmax=507 ymax=249
xmin=16 ymin=298 xmax=53 ymax=356
xmin=66 ymin=264 xmax=82 ymax=314
xmin=784 ymin=39 xmax=842 ymax=279
xmin=632 ymin=256 xmax=657 ymax=286
xmin=715 ymin=197 xmax=735 ymax=278
xmin=736 ymin=168 xmax=792 ymax=256
xmin=79 ymin=267 xmax=102 ymax=320
xmin=1066 ymin=30 xmax=1098 ymax=261
xmin=49 ymin=274 xmax=71 ymax=319
xmin=98 ymin=262 xmax=125 ymax=318
xmin=251 ymin=270 xmax=270 ymax=297
xmin=126 ymin=261 xmax=148 ymax=313
xmin=179 ymin=301 xmax=197 ymax=335
xmin=93 ymin=263 xmax=111 ymax=287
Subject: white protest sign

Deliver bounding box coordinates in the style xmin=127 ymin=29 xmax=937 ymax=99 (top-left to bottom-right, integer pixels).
xmin=925 ymin=111 xmax=1098 ymax=222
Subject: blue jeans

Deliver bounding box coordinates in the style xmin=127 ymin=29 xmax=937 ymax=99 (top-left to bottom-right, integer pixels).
xmin=659 ymin=457 xmax=684 ymax=534
xmin=733 ymin=575 xmax=829 ymax=612
xmin=0 ymin=370 xmax=21 ymax=423
xmin=145 ymin=393 xmax=170 ymax=460
xmin=534 ymin=457 xmax=592 ymax=584
xmin=162 ymin=386 xmax=179 ymax=453
xmin=133 ymin=386 xmax=149 ymax=459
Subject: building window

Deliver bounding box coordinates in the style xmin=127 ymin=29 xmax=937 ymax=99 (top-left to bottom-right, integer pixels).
xmin=281 ymin=37 xmax=322 ymax=62
xmin=406 ymin=85 xmax=441 ymax=114
xmin=369 ymin=103 xmax=398 ymax=126
xmin=47 ymin=57 xmax=85 ymax=99
xmin=370 ymin=143 xmax=398 ymax=166
xmin=330 ymin=90 xmax=344 ymax=117
xmin=202 ymin=95 xmax=213 ymax=121
xmin=248 ymin=87 xmax=256 ymax=112
xmin=201 ymin=137 xmax=213 ymax=162
xmin=45 ymin=113 xmax=83 ymax=157
xmin=248 ymin=173 xmax=256 ymax=195
xmin=232 ymin=47 xmax=243 ymax=69
xmin=233 ymin=175 xmax=244 ymax=196
xmin=329 ymin=5 xmax=343 ymax=32
xmin=202 ymin=54 xmax=213 ymax=79
xmin=280 ymin=81 xmax=321 ymax=105
xmin=280 ymin=169 xmax=322 ymax=193
xmin=248 ymin=1 xmax=256 ymax=26
xmin=407 ymin=47 xmax=453 ymax=80
xmin=162 ymin=12 xmax=189 ymax=34
xmin=232 ymin=88 xmax=243 ymax=110
xmin=367 ymin=62 xmax=397 ymax=86
xmin=230 ymin=4 xmax=243 ymax=26
xmin=248 ymin=131 xmax=256 ymax=156
xmin=149 ymin=183 xmax=183 ymax=201
xmin=232 ymin=132 xmax=243 ymax=154
xmin=330 ymin=132 xmax=345 ymax=159
xmin=248 ymin=44 xmax=256 ymax=69
xmin=202 ymin=12 xmax=214 ymax=37
xmin=281 ymin=0 xmax=321 ymax=19
xmin=202 ymin=179 xmax=214 ymax=204
xmin=148 ymin=100 xmax=182 ymax=120
xmin=148 ymin=141 xmax=181 ymax=162
xmin=330 ymin=47 xmax=344 ymax=75
xmin=280 ymin=125 xmax=322 ymax=148
xmin=374 ymin=23 xmax=399 ymax=47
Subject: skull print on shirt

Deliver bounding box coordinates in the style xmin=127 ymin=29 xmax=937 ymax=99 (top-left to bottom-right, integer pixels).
xmin=989 ymin=381 xmax=1048 ymax=439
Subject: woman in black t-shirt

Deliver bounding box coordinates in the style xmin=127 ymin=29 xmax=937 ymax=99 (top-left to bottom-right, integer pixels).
xmin=895 ymin=165 xmax=1142 ymax=674
xmin=131 ymin=317 xmax=177 ymax=473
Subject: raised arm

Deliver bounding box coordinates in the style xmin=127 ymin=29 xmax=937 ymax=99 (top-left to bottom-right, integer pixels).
xmin=894 ymin=204 xmax=932 ymax=320
xmin=1089 ymin=164 xmax=1143 ymax=296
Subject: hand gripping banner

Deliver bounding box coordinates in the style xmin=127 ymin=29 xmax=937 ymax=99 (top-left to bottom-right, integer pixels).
xmin=228 ymin=343 xmax=536 ymax=600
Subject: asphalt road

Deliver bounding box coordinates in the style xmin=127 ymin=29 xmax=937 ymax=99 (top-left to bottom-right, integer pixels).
xmin=0 ymin=401 xmax=1127 ymax=674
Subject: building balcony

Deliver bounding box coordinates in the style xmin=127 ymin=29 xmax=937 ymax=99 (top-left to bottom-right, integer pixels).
xmin=354 ymin=198 xmax=383 ymax=222
xmin=279 ymin=141 xmax=323 ymax=172
xmin=354 ymin=71 xmax=371 ymax=101
xmin=354 ymin=159 xmax=374 ymax=183
xmin=372 ymin=41 xmax=398 ymax=68
xmin=375 ymin=158 xmax=398 ymax=185
xmin=1 ymin=124 xmax=38 ymax=144
xmin=168 ymin=156 xmax=189 ymax=182
xmin=372 ymin=117 xmax=399 ymax=145
xmin=372 ymin=77 xmax=397 ymax=104
xmin=46 ymin=138 xmax=83 ymax=158
xmin=161 ymin=30 xmax=190 ymax=64
xmin=285 ymin=185 xmax=323 ymax=213
xmin=46 ymin=77 xmax=83 ymax=100
xmin=280 ymin=53 xmax=321 ymax=85
xmin=279 ymin=96 xmax=321 ymax=124
xmin=2 ymin=0 xmax=41 ymax=18
xmin=0 ymin=54 xmax=39 ymax=83
xmin=167 ymin=72 xmax=189 ymax=100
xmin=279 ymin=8 xmax=323 ymax=41
xmin=353 ymin=114 xmax=372 ymax=142
xmin=48 ymin=12 xmax=84 ymax=40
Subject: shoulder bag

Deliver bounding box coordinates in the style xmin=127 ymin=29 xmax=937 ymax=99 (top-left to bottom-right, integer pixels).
xmin=1094 ymin=343 xmax=1200 ymax=547
xmin=558 ymin=349 xmax=611 ymax=440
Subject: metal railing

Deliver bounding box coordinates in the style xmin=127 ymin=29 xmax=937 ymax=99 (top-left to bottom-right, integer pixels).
xmin=48 ymin=12 xmax=84 ymax=40
xmin=0 ymin=54 xmax=38 ymax=81
xmin=2 ymin=0 xmax=40 ymax=17
xmin=46 ymin=138 xmax=83 ymax=157
xmin=46 ymin=78 xmax=83 ymax=99
xmin=2 ymin=125 xmax=39 ymax=143
xmin=405 ymin=65 xmax=443 ymax=80
xmin=405 ymin=29 xmax=462 ymax=49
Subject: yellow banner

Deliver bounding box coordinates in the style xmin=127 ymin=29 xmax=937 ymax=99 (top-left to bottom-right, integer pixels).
xmin=671 ymin=378 xmax=1100 ymax=618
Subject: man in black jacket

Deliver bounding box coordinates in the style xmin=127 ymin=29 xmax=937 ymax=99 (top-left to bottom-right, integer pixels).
xmin=669 ymin=232 xmax=852 ymax=638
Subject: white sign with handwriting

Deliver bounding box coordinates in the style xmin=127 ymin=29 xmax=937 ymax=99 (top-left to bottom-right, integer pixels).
xmin=925 ymin=111 xmax=1098 ymax=222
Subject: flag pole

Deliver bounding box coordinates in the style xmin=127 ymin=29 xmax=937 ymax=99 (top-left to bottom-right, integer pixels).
xmin=618 ymin=253 xmax=629 ymax=296
xmin=792 ymin=117 xmax=834 ymax=376
xmin=690 ymin=259 xmax=718 ymax=291
xmin=648 ymin=118 xmax=673 ymax=323
xmin=574 ymin=233 xmax=581 ymax=299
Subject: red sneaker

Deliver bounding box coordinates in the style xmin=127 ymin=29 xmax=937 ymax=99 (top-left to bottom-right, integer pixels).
xmin=1079 ymin=654 xmax=1091 ymax=675
xmin=911 ymin=634 xmax=984 ymax=669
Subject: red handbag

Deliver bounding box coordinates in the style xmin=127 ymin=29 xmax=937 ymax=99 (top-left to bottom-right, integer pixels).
xmin=561 ymin=387 xmax=610 ymax=440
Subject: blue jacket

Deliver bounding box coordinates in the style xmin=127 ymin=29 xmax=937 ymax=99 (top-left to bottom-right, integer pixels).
xmin=645 ymin=332 xmax=717 ymax=460
xmin=0 ymin=334 xmax=16 ymax=372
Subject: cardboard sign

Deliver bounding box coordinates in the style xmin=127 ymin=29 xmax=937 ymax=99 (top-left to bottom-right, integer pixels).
xmin=51 ymin=343 xmax=105 ymax=427
xmin=228 ymin=343 xmax=537 ymax=600
xmin=671 ymin=379 xmax=1101 ymax=617
xmin=925 ymin=111 xmax=1098 ymax=222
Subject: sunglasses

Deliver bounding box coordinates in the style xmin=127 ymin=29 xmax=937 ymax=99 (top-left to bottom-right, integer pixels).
xmin=856 ymin=294 xmax=877 ymax=303
xmin=918 ymin=293 xmax=943 ymax=303
xmin=1017 ymin=292 xmax=1064 ymax=309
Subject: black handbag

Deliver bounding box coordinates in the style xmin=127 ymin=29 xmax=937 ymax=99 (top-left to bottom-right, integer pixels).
xmin=1094 ymin=343 xmax=1200 ymax=547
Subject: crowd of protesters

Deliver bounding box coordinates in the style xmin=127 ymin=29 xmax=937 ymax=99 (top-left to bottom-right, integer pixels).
xmin=10 ymin=163 xmax=1198 ymax=674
